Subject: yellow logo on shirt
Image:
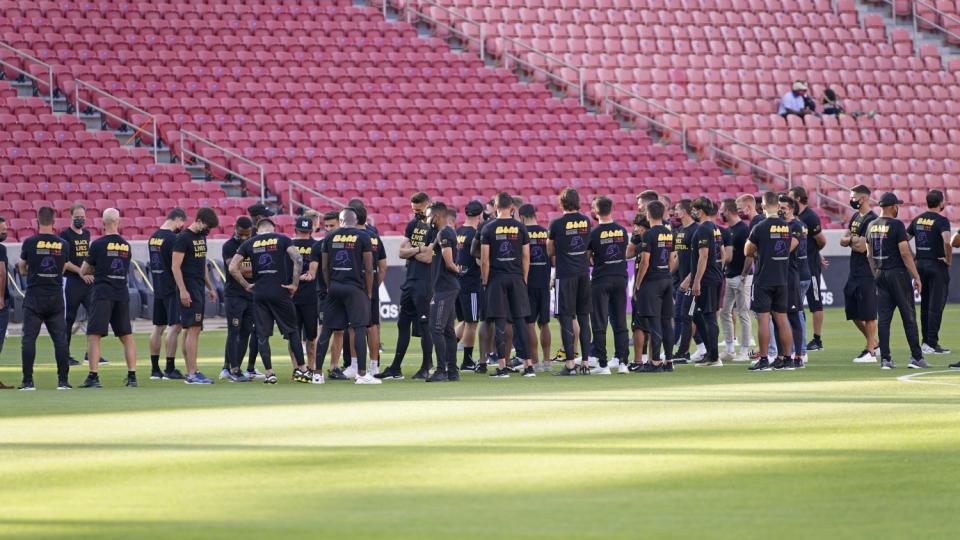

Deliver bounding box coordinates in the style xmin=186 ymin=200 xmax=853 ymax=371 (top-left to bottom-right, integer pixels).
xmin=495 ymin=226 xmax=519 ymax=234
xmin=297 ymin=246 xmax=312 ymax=255
xmin=770 ymin=225 xmax=790 ymax=233
xmin=566 ymin=220 xmax=588 ymax=229
xmin=658 ymin=233 xmax=673 ymax=242
xmin=916 ymin=218 xmax=935 ymax=226
xmin=600 ymin=229 xmax=624 ymax=239
xmin=37 ymin=240 xmax=63 ymax=250
xmin=869 ymin=224 xmax=890 ymax=234
xmin=148 ymin=237 xmax=165 ymax=247
xmin=332 ymin=234 xmax=358 ymax=243
xmin=528 ymin=230 xmax=548 ymax=239
xmin=253 ymin=238 xmax=278 ymax=248
xmin=107 ymin=242 xmax=129 ymax=252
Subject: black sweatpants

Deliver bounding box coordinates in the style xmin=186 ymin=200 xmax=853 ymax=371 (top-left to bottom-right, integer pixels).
xmin=590 ymin=277 xmax=628 ymax=367
xmin=63 ymin=276 xmax=91 ymax=351
xmin=877 ymin=268 xmax=923 ymax=361
xmin=917 ymin=259 xmax=949 ymax=348
xmin=430 ymin=290 xmax=458 ymax=374
xmin=22 ymin=293 xmax=70 ymax=381
xmin=390 ymin=281 xmax=432 ymax=372
xmin=224 ymin=295 xmax=255 ymax=371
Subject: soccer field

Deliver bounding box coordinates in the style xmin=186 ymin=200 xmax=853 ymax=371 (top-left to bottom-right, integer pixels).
xmin=1 ymin=307 xmax=959 ymax=539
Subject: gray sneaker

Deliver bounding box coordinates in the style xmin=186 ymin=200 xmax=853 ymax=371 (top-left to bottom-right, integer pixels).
xmin=908 ymin=358 xmax=931 ymax=369
xmin=880 ymin=359 xmax=895 ymax=370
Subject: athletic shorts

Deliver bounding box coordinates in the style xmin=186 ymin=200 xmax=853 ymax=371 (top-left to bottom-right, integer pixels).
xmin=693 ymin=280 xmax=721 ymax=314
xmin=525 ymin=286 xmax=550 ymax=325
xmin=751 ymin=283 xmax=788 ymax=314
xmin=323 ymin=283 xmax=372 ymax=330
xmin=179 ymin=285 xmax=205 ymax=328
xmin=485 ymin=274 xmax=530 ymax=321
xmin=456 ymin=289 xmax=481 ymax=323
xmin=844 ymin=277 xmax=878 ymax=321
xmin=86 ymin=298 xmax=132 ymax=337
xmin=633 ymin=278 xmax=673 ymax=330
xmin=555 ymin=273 xmax=591 ymax=316
xmin=151 ymin=293 xmax=181 ymax=327
xmin=806 ymin=267 xmax=823 ymax=312
xmin=400 ymin=280 xmax=429 ymax=336
xmin=294 ymin=301 xmax=318 ymax=341
xmin=225 ymin=295 xmax=254 ymax=332
xmin=253 ymin=294 xmax=299 ymax=339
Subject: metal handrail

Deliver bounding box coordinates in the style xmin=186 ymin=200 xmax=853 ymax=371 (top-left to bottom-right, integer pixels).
xmin=814 ymin=174 xmax=852 ymax=209
xmin=502 ymin=37 xmax=585 ymax=106
xmin=602 ymin=82 xmax=686 ymax=148
xmin=913 ymin=0 xmax=960 ymax=51
xmin=0 ymin=41 xmax=54 ymax=112
xmin=408 ymin=0 xmax=485 ymax=60
xmin=708 ymin=129 xmax=793 ymax=190
xmin=179 ymin=130 xmax=265 ymax=203
xmin=287 ymin=180 xmax=344 ymax=215
xmin=74 ymin=79 xmax=159 ymax=163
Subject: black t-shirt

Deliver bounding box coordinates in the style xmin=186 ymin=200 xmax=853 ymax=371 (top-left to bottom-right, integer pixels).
xmin=797 ymin=207 xmax=823 ymax=271
xmin=589 ymin=222 xmax=628 ymax=281
xmin=172 ymin=229 xmax=207 ymax=289
xmin=20 ymin=233 xmax=67 ymax=296
xmin=404 ymin=217 xmax=432 ymax=282
xmin=847 ymin=211 xmax=878 ymax=278
xmin=675 ymin=222 xmax=698 ymax=282
xmin=526 ymin=224 xmax=550 ymax=289
xmin=0 ymin=243 xmax=12 ymax=300
xmin=292 ymin=238 xmax=322 ymax=304
xmin=724 ymin=220 xmax=749 ymax=278
xmin=222 ymin=235 xmax=251 ymax=299
xmin=908 ymin=211 xmax=951 ymax=260
xmin=690 ymin=221 xmax=724 ymax=284
xmin=790 ymin=219 xmax=811 ymax=281
xmin=548 ymin=213 xmax=591 ymax=279
xmin=366 ymin=224 xmax=387 ymax=279
xmin=456 ymin=225 xmax=481 ymax=290
xmin=86 ymin=234 xmax=131 ymax=301
xmin=431 ymin=226 xmax=460 ymax=295
xmin=59 ymin=227 xmax=90 ymax=279
xmin=638 ymin=224 xmax=674 ymax=283
xmin=868 ymin=217 xmax=908 ymax=271
xmin=237 ymin=232 xmax=293 ymax=298
xmin=323 ymin=227 xmax=372 ymax=290
xmin=748 ymin=217 xmax=792 ymax=287
xmin=480 ymin=217 xmax=529 ymax=277
xmin=315 ymin=237 xmax=328 ymax=298
xmin=148 ymin=228 xmax=177 ymax=297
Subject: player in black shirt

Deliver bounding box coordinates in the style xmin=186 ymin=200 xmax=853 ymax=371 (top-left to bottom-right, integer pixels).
xmin=59 ymin=203 xmax=94 ymax=366
xmin=423 ymin=203 xmax=461 ymax=382
xmin=633 ymin=201 xmax=677 ymax=372
xmin=719 ymin=199 xmax=752 ymax=362
xmin=842 ymin=184 xmax=880 ymax=363
xmin=789 ymin=187 xmax=828 ymax=352
xmin=379 ymin=192 xmax=434 ymax=380
xmin=291 ymin=215 xmax=322 ymax=374
xmin=672 ymin=200 xmax=703 ymax=362
xmin=907 ymin=189 xmax=952 ymax=355
xmin=17 ymin=207 xmax=71 ymax=390
xmin=222 ymin=216 xmax=255 ymax=382
xmin=317 ymin=211 xmax=347 ymax=379
xmin=147 ymin=207 xmax=187 ymax=380
xmin=342 ymin=201 xmax=388 ymax=378
xmin=0 ymin=217 xmax=12 ymax=387
xmin=172 ymin=208 xmax=219 ymax=385
xmin=548 ymin=188 xmax=592 ymax=376
xmin=586 ymin=196 xmax=629 ymax=375
xmin=682 ymin=197 xmax=724 ymax=367
xmin=867 ymin=193 xmax=925 ymax=369
xmin=481 ymin=192 xmax=532 ymax=378
xmin=518 ymin=204 xmax=552 ymax=373
xmin=454 ymin=201 xmax=484 ymax=371
xmin=777 ymin=195 xmax=808 ymax=368
xmin=79 ymin=208 xmax=138 ymax=388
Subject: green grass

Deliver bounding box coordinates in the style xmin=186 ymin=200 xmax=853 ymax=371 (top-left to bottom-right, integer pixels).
xmin=1 ymin=307 xmax=959 ymax=539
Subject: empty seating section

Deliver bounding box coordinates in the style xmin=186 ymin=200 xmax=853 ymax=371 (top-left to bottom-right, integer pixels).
xmin=424 ymin=0 xmax=960 ymax=224
xmin=0 ymin=0 xmax=739 ymax=234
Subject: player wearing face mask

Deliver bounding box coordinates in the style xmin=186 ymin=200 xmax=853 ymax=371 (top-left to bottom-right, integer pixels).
xmin=147 ymin=208 xmax=188 ymax=380
xmin=841 ymin=185 xmax=879 ymax=364
xmin=60 ymin=203 xmax=97 ymax=366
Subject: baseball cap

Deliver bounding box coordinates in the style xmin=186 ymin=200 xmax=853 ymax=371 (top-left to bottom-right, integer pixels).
xmin=247 ymin=203 xmax=275 ymax=218
xmin=878 ymin=192 xmax=904 ymax=207
xmin=295 ymin=216 xmax=313 ymax=232
xmin=464 ymin=200 xmax=484 ymax=217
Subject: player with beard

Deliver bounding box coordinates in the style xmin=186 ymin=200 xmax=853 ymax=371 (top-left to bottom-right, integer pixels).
xmin=587 ymin=196 xmax=629 ymax=375
xmin=221 ymin=216 xmax=254 ymax=382
xmin=60 ymin=203 xmax=104 ymax=366
xmin=682 ymin=197 xmax=724 ymax=368
xmin=518 ymin=204 xmax=552 ymax=373
xmin=718 ymin=199 xmax=752 ymax=362
xmin=789 ymin=187 xmax=828 ymax=352
xmin=549 ymin=188 xmax=592 ymax=376
xmin=672 ymin=199 xmax=700 ymax=363
xmin=842 ymin=185 xmax=879 ymax=364
xmin=632 ymin=201 xmax=676 ymax=373
xmin=147 ymin=208 xmax=187 ymax=381
xmin=425 ymin=202 xmax=461 ymax=382
xmin=455 ymin=201 xmax=484 ymax=371
xmin=172 ymin=208 xmax=219 ymax=385
xmin=907 ymin=189 xmax=952 ymax=355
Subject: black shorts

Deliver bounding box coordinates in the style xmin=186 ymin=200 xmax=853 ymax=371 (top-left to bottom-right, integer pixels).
xmin=456 ymin=289 xmax=481 ymax=323
xmin=86 ymin=297 xmax=132 ymax=337
xmin=806 ymin=267 xmax=824 ymax=312
xmin=555 ymin=273 xmax=591 ymax=316
xmin=787 ymin=277 xmax=802 ymax=313
xmin=751 ymin=283 xmax=788 ymax=314
xmin=253 ymin=294 xmax=299 ymax=339
xmin=633 ymin=278 xmax=673 ymax=330
xmin=225 ymin=295 xmax=255 ymax=332
xmin=693 ymin=280 xmax=721 ymax=314
xmin=368 ymin=288 xmax=380 ymax=327
xmin=294 ymin=300 xmax=319 ymax=341
xmin=844 ymin=277 xmax=878 ymax=321
xmin=400 ymin=280 xmax=430 ymax=335
xmin=323 ymin=283 xmax=371 ymax=330
xmin=179 ymin=285 xmax=205 ymax=328
xmin=525 ymin=287 xmax=550 ymax=325
xmin=151 ymin=293 xmax=181 ymax=327
xmin=485 ymin=274 xmax=530 ymax=321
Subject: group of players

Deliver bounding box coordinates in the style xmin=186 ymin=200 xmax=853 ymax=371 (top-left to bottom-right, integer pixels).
xmin=1 ymin=182 xmax=958 ymax=390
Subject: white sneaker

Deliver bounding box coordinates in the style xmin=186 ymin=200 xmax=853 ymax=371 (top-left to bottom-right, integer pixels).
xmin=218 ymin=368 xmax=231 ymax=380
xmin=343 ymin=363 xmax=358 ymax=379
xmin=311 ymin=372 xmax=325 ymax=385
xmin=610 ymin=357 xmax=621 ymax=368
xmin=690 ymin=349 xmax=706 ymax=362
xmin=590 ymin=366 xmax=611 ymax=375
xmin=246 ymin=368 xmax=266 ymax=380
xmin=355 ymin=373 xmax=382 ymax=385
xmin=720 ymin=350 xmax=734 ymax=361
xmin=587 ymin=356 xmax=599 ymax=368
xmin=369 ymin=360 xmax=379 ymax=376
xmin=617 ymin=363 xmax=629 ymax=374
xmin=732 ymin=352 xmax=751 ymax=362
xmin=921 ymin=343 xmax=936 ymax=355
xmin=853 ymin=350 xmax=877 ymax=363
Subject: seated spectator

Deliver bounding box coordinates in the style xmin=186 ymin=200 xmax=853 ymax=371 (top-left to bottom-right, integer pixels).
xmin=822 ymin=87 xmax=877 ymax=120
xmin=778 ymin=81 xmax=817 ymax=120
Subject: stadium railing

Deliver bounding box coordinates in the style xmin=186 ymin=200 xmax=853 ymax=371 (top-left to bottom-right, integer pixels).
xmin=814 ymin=174 xmax=854 ymax=211
xmin=0 ymin=41 xmax=54 ymax=112
xmin=912 ymin=0 xmax=960 ymax=51
xmin=74 ymin=79 xmax=159 ymax=163
xmin=708 ymin=129 xmax=793 ymax=192
xmin=405 ymin=0 xmax=485 ymax=61
xmin=179 ymin=130 xmax=265 ymax=204
xmin=601 ymin=82 xmax=686 ymax=149
xmin=501 ymin=37 xmax=585 ymax=107
xmin=287 ymin=180 xmax=344 ymax=215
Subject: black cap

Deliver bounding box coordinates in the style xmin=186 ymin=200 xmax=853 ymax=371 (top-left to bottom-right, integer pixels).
xmin=247 ymin=203 xmax=275 ymax=218
xmin=295 ymin=217 xmax=313 ymax=232
xmin=464 ymin=200 xmax=484 ymax=217
xmin=878 ymin=192 xmax=904 ymax=207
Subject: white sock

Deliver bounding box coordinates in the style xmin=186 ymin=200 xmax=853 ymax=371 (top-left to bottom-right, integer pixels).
xmin=726 ymin=343 xmax=735 ymax=354
xmin=641 ymin=354 xmax=649 ymax=364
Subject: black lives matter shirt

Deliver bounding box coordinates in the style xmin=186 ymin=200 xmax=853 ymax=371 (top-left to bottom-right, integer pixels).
xmin=60 ymin=228 xmax=90 ymax=280
xmin=748 ymin=217 xmax=792 ymax=288
xmin=148 ymin=228 xmax=177 ymax=297
xmin=237 ymin=233 xmax=293 ymax=298
xmin=456 ymin=225 xmax=481 ymax=291
xmin=637 ymin=224 xmax=674 ymax=283
xmin=724 ymin=221 xmax=749 ymax=278
xmin=797 ymin=207 xmax=823 ymax=272
xmin=549 ymin=213 xmax=591 ymax=279
xmin=847 ymin=211 xmax=878 ymax=279
xmin=324 ymin=227 xmax=372 ymax=290
xmin=908 ymin=211 xmax=951 ymax=261
xmin=172 ymin=229 xmax=207 ymax=289
xmin=690 ymin=221 xmax=724 ymax=284
xmin=480 ymin=218 xmax=529 ymax=277
xmin=526 ymin=224 xmax=550 ymax=289
xmin=86 ymin=234 xmax=131 ymax=301
xmin=868 ymin=217 xmax=908 ymax=271
xmin=20 ymin=233 xmax=67 ymax=296
xmin=292 ymin=238 xmax=322 ymax=304
xmin=589 ymin=222 xmax=628 ymax=281
xmin=675 ymin=222 xmax=698 ymax=284
xmin=222 ymin=235 xmax=251 ymax=299
xmin=404 ymin=217 xmax=433 ymax=283
xmin=431 ymin=226 xmax=460 ymax=295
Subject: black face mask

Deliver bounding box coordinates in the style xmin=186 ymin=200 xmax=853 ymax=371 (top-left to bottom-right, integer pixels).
xmin=429 ymin=219 xmax=439 ymax=230
xmin=850 ymin=198 xmax=861 ymax=210
xmin=777 ymin=210 xmax=786 ymax=220
xmin=73 ymin=218 xmax=85 ymax=229
xmin=198 ymin=228 xmax=209 ymax=237
xmin=415 ymin=211 xmax=426 ymax=222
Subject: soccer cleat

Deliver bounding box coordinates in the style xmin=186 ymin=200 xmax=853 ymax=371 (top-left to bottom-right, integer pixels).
xmin=880 ymin=359 xmax=895 ymax=370
xmin=327 ymin=368 xmax=348 ymax=381
xmin=617 ymin=363 xmax=630 ymax=374
xmin=447 ymin=369 xmax=461 ymax=382
xmin=184 ymin=372 xmax=214 ymax=385
xmin=246 ymin=369 xmax=266 ymax=380
xmin=293 ymin=369 xmax=311 ymax=383
xmin=933 ymin=346 xmax=951 ymax=355
xmin=411 ymin=368 xmax=430 ymax=380
xmin=18 ymin=380 xmax=36 ymax=391
xmin=355 ymin=373 xmax=382 ymax=385
xmin=228 ymin=371 xmax=251 ymax=383
xmin=374 ymin=366 xmax=404 ymax=380
xmin=459 ymin=358 xmax=477 ymax=372
xmin=150 ymin=369 xmax=165 ymax=380
xmin=264 ymin=374 xmax=278 ymax=384
xmin=311 ymin=372 xmax=325 ymax=385
xmin=68 ymin=357 xmax=80 ymax=367
xmin=57 ymin=380 xmax=72 ymax=390
xmin=805 ymin=338 xmax=823 ymax=352
xmin=79 ymin=374 xmax=101 ymax=388
xmin=590 ymin=366 xmax=611 ymax=375
xmin=474 ymin=363 xmax=488 ymax=375
xmin=853 ymin=350 xmax=877 ymax=363
xmin=342 ymin=364 xmax=358 ymax=379
xmin=522 ymin=366 xmax=536 ymax=378
xmin=489 ymin=367 xmax=511 ymax=378
xmin=908 ymin=358 xmax=931 ymax=369
xmin=771 ymin=358 xmax=793 ymax=371
xmin=218 ymin=368 xmax=231 ymax=380
xmin=748 ymin=358 xmax=772 ymax=372
xmin=163 ymin=369 xmax=185 ymax=380
xmin=125 ymin=376 xmax=138 ymax=388
xmin=426 ymin=370 xmax=448 ymax=382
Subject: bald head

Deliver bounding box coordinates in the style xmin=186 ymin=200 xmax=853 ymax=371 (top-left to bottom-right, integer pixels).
xmin=339 ymin=208 xmax=358 ymax=228
xmin=102 ymin=208 xmax=120 ymax=232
